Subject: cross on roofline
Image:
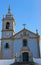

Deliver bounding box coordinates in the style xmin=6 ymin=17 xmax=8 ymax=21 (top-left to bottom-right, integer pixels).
xmin=23 ymin=24 xmax=26 ymax=29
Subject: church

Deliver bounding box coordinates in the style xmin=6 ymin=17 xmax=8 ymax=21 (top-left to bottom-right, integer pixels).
xmin=1 ymin=6 xmax=40 ymax=65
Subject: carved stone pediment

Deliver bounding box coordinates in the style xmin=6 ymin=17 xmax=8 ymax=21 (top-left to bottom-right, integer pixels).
xmin=21 ymin=47 xmax=30 ymax=53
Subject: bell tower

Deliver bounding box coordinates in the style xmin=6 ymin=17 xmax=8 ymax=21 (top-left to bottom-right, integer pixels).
xmin=2 ymin=6 xmax=15 ymax=38
xmin=1 ymin=6 xmax=16 ymax=59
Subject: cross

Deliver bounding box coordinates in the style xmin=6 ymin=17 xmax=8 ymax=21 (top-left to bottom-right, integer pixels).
xmin=23 ymin=24 xmax=26 ymax=29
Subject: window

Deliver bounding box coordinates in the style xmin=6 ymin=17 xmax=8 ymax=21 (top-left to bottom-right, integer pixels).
xmin=5 ymin=43 xmax=9 ymax=48
xmin=6 ymin=22 xmax=10 ymax=29
xmin=23 ymin=39 xmax=27 ymax=46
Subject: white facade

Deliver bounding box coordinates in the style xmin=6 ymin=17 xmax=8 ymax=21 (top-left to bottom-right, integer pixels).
xmin=13 ymin=30 xmax=40 ymax=58
xmin=1 ymin=6 xmax=40 ymax=61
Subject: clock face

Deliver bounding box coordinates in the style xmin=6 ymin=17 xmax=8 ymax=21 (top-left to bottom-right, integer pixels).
xmin=6 ymin=33 xmax=10 ymax=36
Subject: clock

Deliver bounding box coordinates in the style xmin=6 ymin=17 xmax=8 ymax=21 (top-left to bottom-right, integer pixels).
xmin=6 ymin=33 xmax=10 ymax=36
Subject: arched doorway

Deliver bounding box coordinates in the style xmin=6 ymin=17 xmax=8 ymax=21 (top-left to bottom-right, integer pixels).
xmin=22 ymin=52 xmax=29 ymax=62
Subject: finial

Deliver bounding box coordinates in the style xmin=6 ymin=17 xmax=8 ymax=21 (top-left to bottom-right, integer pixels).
xmin=23 ymin=24 xmax=26 ymax=29
xmin=8 ymin=5 xmax=10 ymax=13
xmin=36 ymin=29 xmax=38 ymax=34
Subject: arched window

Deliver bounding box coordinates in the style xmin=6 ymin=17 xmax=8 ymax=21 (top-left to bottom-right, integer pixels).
xmin=23 ymin=39 xmax=27 ymax=46
xmin=5 ymin=43 xmax=9 ymax=48
xmin=6 ymin=22 xmax=10 ymax=29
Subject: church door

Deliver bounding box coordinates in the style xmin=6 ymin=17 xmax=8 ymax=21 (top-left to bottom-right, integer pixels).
xmin=22 ymin=52 xmax=29 ymax=62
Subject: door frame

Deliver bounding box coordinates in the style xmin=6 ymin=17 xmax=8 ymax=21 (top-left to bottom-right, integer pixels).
xmin=22 ymin=52 xmax=29 ymax=62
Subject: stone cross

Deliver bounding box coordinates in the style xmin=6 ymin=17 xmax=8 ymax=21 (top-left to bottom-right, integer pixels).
xmin=23 ymin=24 xmax=26 ymax=29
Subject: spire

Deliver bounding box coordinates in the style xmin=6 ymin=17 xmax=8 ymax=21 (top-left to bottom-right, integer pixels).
xmin=8 ymin=5 xmax=11 ymax=13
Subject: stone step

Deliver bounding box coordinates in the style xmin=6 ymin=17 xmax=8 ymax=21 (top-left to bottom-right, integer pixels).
xmin=11 ymin=62 xmax=39 ymax=65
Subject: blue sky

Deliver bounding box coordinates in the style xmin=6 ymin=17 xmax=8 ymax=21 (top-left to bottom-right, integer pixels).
xmin=0 ymin=0 xmax=41 ymax=54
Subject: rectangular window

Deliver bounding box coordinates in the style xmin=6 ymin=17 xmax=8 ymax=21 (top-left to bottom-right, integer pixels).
xmin=23 ymin=39 xmax=27 ymax=46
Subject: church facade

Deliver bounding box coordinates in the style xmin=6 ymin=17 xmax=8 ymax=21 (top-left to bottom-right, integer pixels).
xmin=1 ymin=6 xmax=40 ymax=63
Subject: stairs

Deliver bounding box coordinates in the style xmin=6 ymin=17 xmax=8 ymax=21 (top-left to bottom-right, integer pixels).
xmin=11 ymin=62 xmax=39 ymax=65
